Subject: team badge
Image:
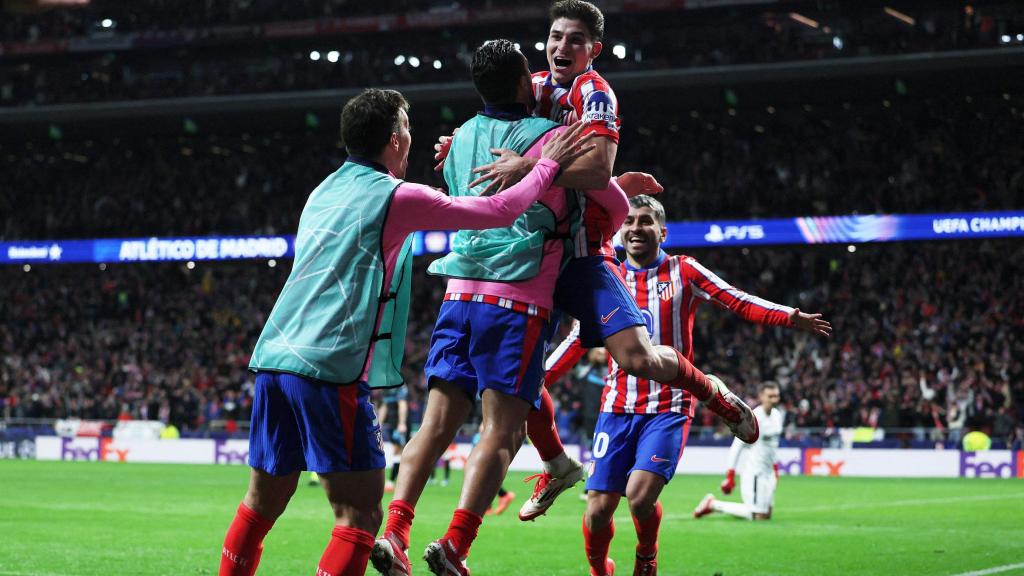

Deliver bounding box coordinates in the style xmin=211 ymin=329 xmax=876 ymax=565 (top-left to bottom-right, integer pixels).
xmin=657 ymin=281 xmax=675 ymax=301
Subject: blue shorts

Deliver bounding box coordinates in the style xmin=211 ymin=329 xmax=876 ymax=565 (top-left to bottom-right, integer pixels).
xmin=585 ymin=411 xmax=691 ymax=494
xmin=554 ymin=256 xmax=646 ymax=348
xmin=248 ymin=371 xmax=385 ymax=476
xmin=424 ymin=300 xmax=552 ymax=408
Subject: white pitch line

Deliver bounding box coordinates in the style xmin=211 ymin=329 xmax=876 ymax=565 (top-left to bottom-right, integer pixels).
xmin=662 ymin=492 xmax=1024 ymax=520
xmin=784 ymin=492 xmax=1024 ymax=513
xmin=948 ymin=562 xmax=1024 ymax=576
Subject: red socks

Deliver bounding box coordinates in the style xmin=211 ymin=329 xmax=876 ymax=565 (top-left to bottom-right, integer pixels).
xmin=444 ymin=508 xmax=483 ymax=558
xmin=664 ymin=348 xmax=713 ymax=401
xmin=631 ymin=501 xmax=662 ymax=558
xmin=527 ymin=388 xmax=566 ymax=461
xmin=220 ymin=503 xmax=274 ymax=576
xmin=583 ymin=517 xmax=615 ymax=575
xmin=385 ymin=499 xmax=415 ymax=549
xmin=315 ymin=526 xmax=375 ymax=576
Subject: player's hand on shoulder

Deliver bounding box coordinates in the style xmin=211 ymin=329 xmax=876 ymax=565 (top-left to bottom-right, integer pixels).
xmin=790 ymin=308 xmax=832 ymax=337
xmin=616 ymin=172 xmax=664 ymax=198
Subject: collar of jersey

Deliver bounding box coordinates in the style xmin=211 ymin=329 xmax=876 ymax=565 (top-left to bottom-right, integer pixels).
xmin=545 ymin=65 xmax=594 ymax=89
xmin=482 ymin=102 xmax=531 ymax=120
xmin=625 ymin=250 xmax=667 ymax=272
xmin=346 ymin=155 xmax=390 ymax=175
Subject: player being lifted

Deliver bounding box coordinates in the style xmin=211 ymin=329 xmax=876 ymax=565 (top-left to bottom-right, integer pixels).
xmin=216 ymin=87 xmax=591 ymax=576
xmin=371 ymin=39 xmax=618 ymax=576
xmin=541 ymin=195 xmax=830 ymax=576
xmin=694 ymin=382 xmax=785 ymax=521
xmin=437 ymin=1 xmax=763 ymax=523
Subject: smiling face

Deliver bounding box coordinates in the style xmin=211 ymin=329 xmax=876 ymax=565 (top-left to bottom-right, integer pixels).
xmin=621 ymin=205 xmax=666 ymax=267
xmin=547 ymin=17 xmax=602 ymax=85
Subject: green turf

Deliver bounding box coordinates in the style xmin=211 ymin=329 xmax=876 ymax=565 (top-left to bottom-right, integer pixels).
xmin=1 ymin=461 xmax=1022 ymax=575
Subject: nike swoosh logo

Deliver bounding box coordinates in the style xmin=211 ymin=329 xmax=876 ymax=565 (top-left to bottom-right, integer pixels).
xmin=600 ymin=307 xmax=620 ymax=324
xmin=650 ymin=455 xmax=669 ymax=463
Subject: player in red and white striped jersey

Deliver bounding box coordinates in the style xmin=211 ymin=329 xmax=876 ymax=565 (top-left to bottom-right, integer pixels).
xmin=551 ymin=195 xmax=830 ymax=575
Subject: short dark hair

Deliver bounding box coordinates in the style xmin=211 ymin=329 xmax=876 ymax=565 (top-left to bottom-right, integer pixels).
xmin=550 ymin=0 xmax=605 ymax=43
xmin=628 ymin=195 xmax=666 ymax=225
xmin=471 ymin=39 xmax=528 ymax=104
xmin=760 ymin=381 xmax=781 ymax=392
xmin=340 ymin=88 xmax=409 ymax=157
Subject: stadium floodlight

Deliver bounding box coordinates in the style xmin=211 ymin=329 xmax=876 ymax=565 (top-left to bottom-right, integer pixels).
xmin=1001 ymin=35 xmax=1011 ymax=43
xmin=100 ymin=18 xmax=114 ymax=28
xmin=1018 ymin=34 xmax=1024 ymax=42
xmin=833 ymin=36 xmax=844 ymax=50
xmin=535 ymin=42 xmax=545 ymax=51
xmin=309 ymin=51 xmax=321 ymax=61
xmin=433 ymin=60 xmax=443 ymax=70
xmin=613 ymin=44 xmax=627 ymax=59
xmin=409 ymin=56 xmax=421 ymax=68
xmin=327 ymin=51 xmax=340 ymax=63
xmin=883 ymin=7 xmax=915 ymax=26
xmin=394 ymin=55 xmax=406 ymax=66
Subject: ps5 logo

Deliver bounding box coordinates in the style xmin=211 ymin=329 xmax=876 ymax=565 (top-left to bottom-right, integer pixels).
xmin=704 ymin=224 xmax=765 ymax=243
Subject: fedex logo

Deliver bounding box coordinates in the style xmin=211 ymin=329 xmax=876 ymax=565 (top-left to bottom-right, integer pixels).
xmin=776 ymin=456 xmax=803 ymax=476
xmin=704 ymin=224 xmax=765 ymax=244
xmin=60 ymin=438 xmax=129 ymax=462
xmin=803 ymin=448 xmax=845 ymax=476
xmin=214 ymin=440 xmax=248 ymax=465
xmin=959 ymin=451 xmax=1021 ymax=478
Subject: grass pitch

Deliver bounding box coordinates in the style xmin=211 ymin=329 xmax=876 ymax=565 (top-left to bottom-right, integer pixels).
xmin=1 ymin=460 xmax=1022 ymax=575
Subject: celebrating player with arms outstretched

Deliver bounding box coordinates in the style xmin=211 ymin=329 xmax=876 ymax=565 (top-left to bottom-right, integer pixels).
xmin=694 ymin=382 xmax=786 ymax=521
xmin=217 ymin=87 xmax=590 ymax=576
xmin=544 ymin=195 xmax=830 ymax=576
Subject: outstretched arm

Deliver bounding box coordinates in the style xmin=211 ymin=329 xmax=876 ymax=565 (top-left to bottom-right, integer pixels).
xmin=681 ymin=256 xmax=831 ymax=336
xmin=395 ymin=123 xmax=595 ymax=234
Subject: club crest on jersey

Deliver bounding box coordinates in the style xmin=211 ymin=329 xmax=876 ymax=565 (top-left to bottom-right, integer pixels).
xmin=657 ymin=281 xmax=675 ymax=301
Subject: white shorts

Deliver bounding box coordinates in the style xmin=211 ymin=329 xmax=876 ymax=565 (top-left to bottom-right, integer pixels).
xmin=741 ymin=471 xmax=776 ymax=514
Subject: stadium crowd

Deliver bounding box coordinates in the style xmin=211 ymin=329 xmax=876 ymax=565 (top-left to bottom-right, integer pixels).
xmin=3 ymin=0 xmax=1022 ymax=107
xmin=2 ymin=241 xmax=1021 ymax=448
xmin=3 ymin=90 xmax=1021 ymax=241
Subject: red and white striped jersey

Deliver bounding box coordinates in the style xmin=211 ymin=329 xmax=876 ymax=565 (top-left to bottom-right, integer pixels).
xmin=544 ymin=251 xmax=795 ymax=415
xmin=531 ymin=68 xmax=620 ymax=259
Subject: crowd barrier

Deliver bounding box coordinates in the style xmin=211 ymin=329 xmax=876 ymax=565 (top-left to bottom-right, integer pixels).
xmin=29 ymin=437 xmax=1024 ymax=479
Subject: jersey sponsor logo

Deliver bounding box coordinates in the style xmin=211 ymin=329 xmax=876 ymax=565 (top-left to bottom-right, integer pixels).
xmin=657 ymin=281 xmax=675 ymax=301
xmin=704 ymin=224 xmax=765 ymax=243
xmin=581 ymin=91 xmax=618 ymax=131
xmin=600 ymin=306 xmax=621 ymax=324
xmin=650 ymin=455 xmax=670 ymax=463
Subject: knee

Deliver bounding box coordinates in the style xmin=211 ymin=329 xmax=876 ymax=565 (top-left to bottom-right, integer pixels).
xmin=615 ymin=353 xmax=657 ymax=379
xmin=626 ymin=492 xmax=658 ymax=519
xmin=585 ymin=501 xmax=616 ymax=529
xmin=332 ymin=501 xmax=383 ymax=534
